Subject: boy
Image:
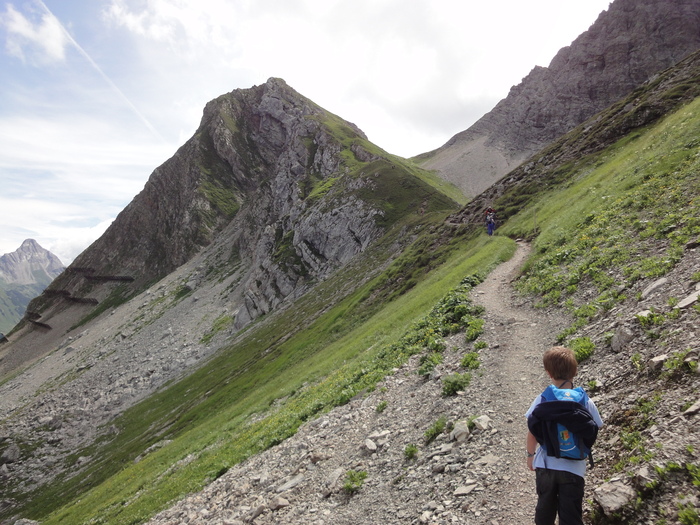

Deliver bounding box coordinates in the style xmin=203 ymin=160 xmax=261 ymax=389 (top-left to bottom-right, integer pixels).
xmin=525 ymin=346 xmax=603 ymax=525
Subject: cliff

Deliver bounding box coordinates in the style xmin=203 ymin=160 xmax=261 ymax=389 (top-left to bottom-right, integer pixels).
xmin=419 ymin=0 xmax=700 ymax=198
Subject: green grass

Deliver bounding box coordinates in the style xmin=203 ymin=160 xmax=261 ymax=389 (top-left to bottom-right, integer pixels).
xmin=460 ymin=352 xmax=481 ymax=370
xmin=424 ymin=415 xmax=447 ymax=444
xmin=33 ymin=234 xmax=515 ymax=525
xmin=342 ymin=470 xmax=368 ymax=494
xmin=200 ymin=313 xmax=234 ymax=344
xmin=501 ymin=96 xmax=700 ymax=343
xmin=441 ymin=372 xmax=472 ymax=396
xmin=570 ymin=337 xmax=595 ymax=363
xmin=418 ymin=352 xmax=443 ymax=377
xmin=404 ymin=443 xmax=418 ymax=460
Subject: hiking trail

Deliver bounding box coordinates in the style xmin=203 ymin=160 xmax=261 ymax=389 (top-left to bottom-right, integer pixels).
xmin=464 ymin=240 xmax=571 ymax=523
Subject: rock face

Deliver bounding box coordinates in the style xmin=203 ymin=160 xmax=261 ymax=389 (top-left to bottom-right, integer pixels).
xmin=4 ymin=77 xmax=456 ymax=377
xmin=420 ymin=0 xmax=700 ymax=197
xmin=447 ymin=47 xmax=700 ymax=228
xmin=0 ymin=240 xmax=64 ymax=333
xmin=60 ymin=78 xmax=382 ymax=298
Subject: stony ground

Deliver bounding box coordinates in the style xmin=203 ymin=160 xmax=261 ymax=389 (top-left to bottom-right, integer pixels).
xmin=145 ymin=241 xmax=577 ymax=525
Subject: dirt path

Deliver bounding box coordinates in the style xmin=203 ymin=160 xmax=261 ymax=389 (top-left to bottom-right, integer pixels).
xmin=465 ymin=240 xmax=571 ymax=523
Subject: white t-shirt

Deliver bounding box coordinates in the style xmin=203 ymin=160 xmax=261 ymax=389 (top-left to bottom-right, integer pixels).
xmin=525 ymin=388 xmax=604 ymax=478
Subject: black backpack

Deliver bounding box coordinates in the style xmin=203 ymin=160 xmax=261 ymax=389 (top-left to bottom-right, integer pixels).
xmin=527 ymin=385 xmax=598 ymax=467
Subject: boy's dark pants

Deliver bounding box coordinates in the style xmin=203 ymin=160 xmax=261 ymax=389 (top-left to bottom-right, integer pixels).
xmin=535 ymin=468 xmax=585 ymax=525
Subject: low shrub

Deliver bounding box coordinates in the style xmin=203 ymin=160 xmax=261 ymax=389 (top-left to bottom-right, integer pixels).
xmin=441 ymin=373 xmax=471 ymax=396
xmin=460 ymin=352 xmax=480 ymax=370
xmin=464 ymin=318 xmax=484 ymax=342
xmin=343 ymin=470 xmax=368 ymax=494
xmin=424 ymin=415 xmax=447 ymax=444
xmin=404 ymin=443 xmax=418 ymax=460
xmin=417 ymin=352 xmax=443 ymax=377
xmin=570 ymin=337 xmax=595 ymax=362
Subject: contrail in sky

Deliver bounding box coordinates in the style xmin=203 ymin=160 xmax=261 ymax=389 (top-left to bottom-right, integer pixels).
xmin=37 ymin=0 xmax=168 ymax=144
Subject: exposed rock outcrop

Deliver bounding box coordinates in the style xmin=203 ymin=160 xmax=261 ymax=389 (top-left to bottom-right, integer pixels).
xmin=420 ymin=0 xmax=700 ymax=197
xmin=4 ymin=78 xmax=456 ymax=374
xmin=447 ymin=48 xmax=700 ymax=227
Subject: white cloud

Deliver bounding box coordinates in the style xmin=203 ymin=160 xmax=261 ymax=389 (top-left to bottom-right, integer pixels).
xmin=105 ymin=0 xmax=244 ymax=56
xmin=0 ymin=202 xmax=114 ymax=265
xmin=0 ymin=111 xmax=173 ymax=263
xmin=46 ymin=219 xmax=114 ymax=265
xmin=1 ymin=2 xmax=69 ymax=64
xmin=104 ymin=0 xmax=603 ymax=156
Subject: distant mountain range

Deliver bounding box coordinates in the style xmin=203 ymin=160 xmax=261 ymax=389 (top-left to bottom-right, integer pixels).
xmin=0 ymin=239 xmax=64 ymax=334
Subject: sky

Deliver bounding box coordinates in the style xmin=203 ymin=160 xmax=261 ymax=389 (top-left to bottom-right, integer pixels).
xmin=0 ymin=0 xmax=612 ymax=265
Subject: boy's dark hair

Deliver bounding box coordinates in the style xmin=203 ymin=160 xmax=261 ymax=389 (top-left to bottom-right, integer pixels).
xmin=543 ymin=346 xmax=578 ymax=381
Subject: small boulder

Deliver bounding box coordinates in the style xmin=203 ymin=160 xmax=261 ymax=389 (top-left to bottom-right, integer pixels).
xmin=454 ymin=483 xmax=478 ymax=496
xmin=683 ymin=399 xmax=700 ymax=416
xmin=472 ymin=415 xmax=493 ymax=431
xmin=611 ymin=326 xmax=635 ymax=353
xmin=641 ymin=277 xmax=668 ymax=299
xmin=0 ymin=444 xmax=20 ymax=465
xmin=275 ymin=473 xmax=304 ymax=493
xmin=676 ymin=290 xmax=700 ymax=309
xmin=449 ymin=421 xmax=471 ymax=443
xmin=633 ymin=465 xmax=655 ymax=491
xmin=648 ymin=354 xmax=669 ymax=371
xmin=593 ymin=480 xmax=636 ymax=515
xmin=269 ymin=496 xmax=290 ymax=511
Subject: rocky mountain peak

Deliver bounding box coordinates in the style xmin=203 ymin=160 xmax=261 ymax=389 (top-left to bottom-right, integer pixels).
xmin=46 ymin=79 xmax=353 ymax=291
xmin=0 ymin=239 xmax=64 ymax=286
xmin=15 ymin=77 xmax=455 ymax=361
xmin=0 ymin=240 xmax=65 ymax=334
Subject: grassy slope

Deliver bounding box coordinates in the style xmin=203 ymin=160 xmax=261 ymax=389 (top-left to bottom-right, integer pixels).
xmin=0 ymin=283 xmax=46 ymax=334
xmin=0 ymin=288 xmax=21 ymax=334
xmin=37 ymin=231 xmax=514 ymax=524
xmin=500 ymin=95 xmax=700 ymax=337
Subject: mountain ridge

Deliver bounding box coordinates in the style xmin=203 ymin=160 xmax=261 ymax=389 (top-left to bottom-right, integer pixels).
xmin=418 ymin=0 xmax=700 ymax=198
xmin=8 ymin=77 xmax=457 ymax=370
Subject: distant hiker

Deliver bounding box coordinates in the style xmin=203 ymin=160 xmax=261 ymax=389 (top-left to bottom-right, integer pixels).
xmin=525 ymin=346 xmax=603 ymax=525
xmin=484 ymin=207 xmax=497 ymax=236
